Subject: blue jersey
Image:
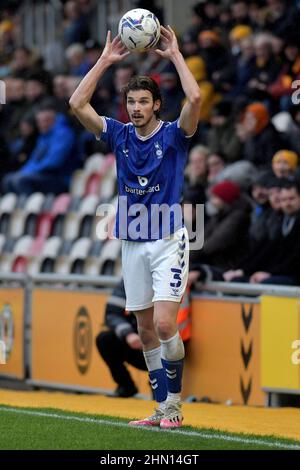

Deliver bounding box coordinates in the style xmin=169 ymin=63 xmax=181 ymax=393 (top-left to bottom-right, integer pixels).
xmin=98 ymin=117 xmax=192 ymax=241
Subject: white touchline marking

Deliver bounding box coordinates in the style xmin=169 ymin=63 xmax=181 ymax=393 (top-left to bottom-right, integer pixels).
xmin=0 ymin=406 xmax=299 ymax=450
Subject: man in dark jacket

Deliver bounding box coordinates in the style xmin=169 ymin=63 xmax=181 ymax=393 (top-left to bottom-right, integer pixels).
xmin=96 ymin=280 xmax=147 ymax=398
xmin=223 ymin=179 xmax=300 ymax=285
xmin=247 ymin=179 xmax=300 ymax=285
xmin=190 ymin=180 xmax=252 ymax=271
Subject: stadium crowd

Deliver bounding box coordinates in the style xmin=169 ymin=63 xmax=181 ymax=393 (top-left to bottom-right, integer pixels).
xmin=1 ymin=0 xmax=300 ymax=286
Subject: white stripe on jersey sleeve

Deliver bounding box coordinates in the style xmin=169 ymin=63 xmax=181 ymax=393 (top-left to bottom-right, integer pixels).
xmin=95 ymin=116 xmax=107 ymax=140
xmin=177 ymin=119 xmax=197 ymax=139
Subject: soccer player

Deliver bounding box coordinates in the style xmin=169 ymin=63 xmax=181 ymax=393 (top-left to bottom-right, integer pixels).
xmin=69 ymin=26 xmax=201 ymax=428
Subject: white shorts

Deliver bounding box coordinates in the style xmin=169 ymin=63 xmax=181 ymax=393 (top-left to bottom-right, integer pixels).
xmin=122 ymin=227 xmax=189 ymax=311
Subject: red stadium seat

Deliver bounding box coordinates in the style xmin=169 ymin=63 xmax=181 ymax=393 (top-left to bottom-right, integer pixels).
xmin=51 ymin=194 xmax=71 ymax=216
xmin=28 ymin=237 xmax=45 ymax=256
xmin=35 ymin=213 xmax=54 ymax=238
xmin=84 ymin=173 xmax=102 ymax=196
xmin=12 ymin=255 xmax=28 ymax=273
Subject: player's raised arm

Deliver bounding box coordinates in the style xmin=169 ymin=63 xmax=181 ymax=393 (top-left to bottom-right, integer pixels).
xmin=155 ymin=26 xmax=201 ymax=136
xmin=69 ymin=31 xmax=130 ymax=137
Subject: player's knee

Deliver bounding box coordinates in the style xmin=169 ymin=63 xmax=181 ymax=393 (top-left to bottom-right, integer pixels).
xmin=137 ymin=326 xmax=156 ymax=348
xmin=154 ymin=318 xmax=176 ymax=341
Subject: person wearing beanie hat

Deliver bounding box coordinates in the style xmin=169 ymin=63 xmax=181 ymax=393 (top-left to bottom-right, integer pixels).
xmin=184 ymin=56 xmax=216 ymax=122
xmin=188 ymin=178 xmax=252 ymax=276
xmin=230 ymin=25 xmax=253 ymax=42
xmin=238 ymin=101 xmax=285 ymax=167
xmin=272 ymin=150 xmax=298 ymax=178
xmin=211 ymin=180 xmax=241 ymax=205
xmin=243 ymin=102 xmax=269 ymax=135
xmin=198 ymin=30 xmax=221 ymax=47
xmin=185 ymin=56 xmax=206 ymax=82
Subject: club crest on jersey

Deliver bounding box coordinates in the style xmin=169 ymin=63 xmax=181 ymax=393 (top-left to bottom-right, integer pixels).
xmin=154 ymin=141 xmax=163 ymax=158
xmin=137 ymin=176 xmax=148 ymax=186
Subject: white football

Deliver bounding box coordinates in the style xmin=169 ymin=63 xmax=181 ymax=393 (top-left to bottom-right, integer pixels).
xmin=118 ymin=8 xmax=161 ymax=52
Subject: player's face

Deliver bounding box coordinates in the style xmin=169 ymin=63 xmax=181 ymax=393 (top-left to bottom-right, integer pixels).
xmin=126 ymin=90 xmax=160 ymax=128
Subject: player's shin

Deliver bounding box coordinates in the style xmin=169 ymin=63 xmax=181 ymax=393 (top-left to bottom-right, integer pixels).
xmin=160 ymin=331 xmax=184 ymax=428
xmin=160 ymin=331 xmax=185 ymax=399
xmin=144 ymin=346 xmax=167 ymax=406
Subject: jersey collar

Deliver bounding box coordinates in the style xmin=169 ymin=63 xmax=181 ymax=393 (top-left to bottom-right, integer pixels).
xmin=134 ymin=120 xmax=163 ymax=141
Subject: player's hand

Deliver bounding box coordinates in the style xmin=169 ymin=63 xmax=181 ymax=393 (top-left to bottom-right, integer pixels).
xmin=126 ymin=333 xmax=143 ymax=350
xmin=155 ymin=25 xmax=180 ymax=60
xmin=100 ymin=31 xmax=130 ymax=64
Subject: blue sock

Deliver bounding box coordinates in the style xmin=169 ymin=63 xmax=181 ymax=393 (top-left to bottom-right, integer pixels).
xmin=149 ymin=368 xmax=167 ymax=403
xmin=161 ymin=358 xmax=184 ymax=393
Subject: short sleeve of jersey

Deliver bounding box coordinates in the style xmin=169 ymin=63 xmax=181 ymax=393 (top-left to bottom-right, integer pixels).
xmin=96 ymin=117 xmax=125 ymax=153
xmin=166 ymin=119 xmax=195 ymax=150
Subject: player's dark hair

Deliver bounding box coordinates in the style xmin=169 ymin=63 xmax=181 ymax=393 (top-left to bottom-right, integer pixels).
xmin=123 ymin=75 xmax=162 ymax=118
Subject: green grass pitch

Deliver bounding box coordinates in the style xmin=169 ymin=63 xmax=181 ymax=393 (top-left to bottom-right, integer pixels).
xmin=0 ymin=405 xmax=299 ymax=450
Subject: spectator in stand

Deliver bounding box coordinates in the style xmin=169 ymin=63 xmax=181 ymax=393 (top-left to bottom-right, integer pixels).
xmin=65 ymin=43 xmax=90 ymax=76
xmin=207 ymin=100 xmax=243 ymax=163
xmin=207 ymin=152 xmax=226 ymax=185
xmin=198 ymin=30 xmax=230 ymax=83
xmin=246 ymin=33 xmax=281 ymax=104
xmin=2 ymin=100 xmax=80 ymax=195
xmin=184 ymin=145 xmax=208 ymax=204
xmin=272 ymin=149 xmax=298 ymax=179
xmin=264 ymin=0 xmax=300 ymax=38
xmin=0 ymin=19 xmax=15 ymax=68
xmin=225 ymin=35 xmax=256 ymax=98
xmin=212 ymin=25 xmax=253 ymax=95
xmin=7 ymin=112 xmax=38 ymax=172
xmin=189 ymin=180 xmax=252 ymax=271
xmin=0 ymin=127 xmax=11 ymax=183
xmin=248 ymin=171 xmax=272 ymax=245
xmin=110 ymin=63 xmax=136 ymax=123
xmin=85 ymin=39 xmax=103 ymax=70
xmin=230 ymin=0 xmax=253 ymax=27
xmin=9 ymin=46 xmax=33 ymax=79
xmin=185 ymin=56 xmax=217 ymax=123
xmin=189 ymin=1 xmax=221 ymax=34
xmin=52 ymin=75 xmax=73 ymax=115
xmin=180 ymin=31 xmax=199 ymax=59
xmin=25 ymin=72 xmax=52 ymax=111
xmin=188 ymin=174 xmax=284 ymax=286
xmin=223 ymin=179 xmax=300 ymax=286
xmin=268 ymin=34 xmax=300 ymax=111
xmin=159 ymin=64 xmax=184 ymax=122
xmin=63 ymin=0 xmax=90 ymax=46
xmin=237 ymin=102 xmax=285 ymax=168
xmin=1 ymin=77 xmax=27 ymax=140
xmin=185 ymin=145 xmax=209 ymax=188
